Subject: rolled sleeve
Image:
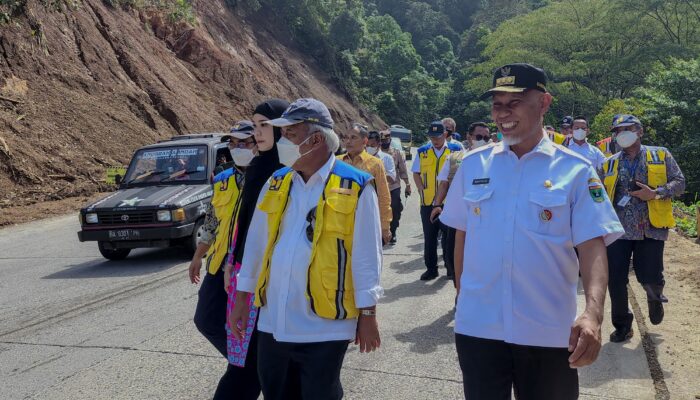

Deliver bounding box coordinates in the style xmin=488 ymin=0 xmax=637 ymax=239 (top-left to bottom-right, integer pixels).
xmin=352 ymin=185 xmax=384 ymax=308
xmin=411 ymin=157 xmax=421 ymax=174
xmin=659 ymin=149 xmax=686 ymax=198
xmin=439 ymin=163 xmax=467 ymax=231
xmin=197 ymin=202 xmax=217 ymax=246
xmin=571 ymin=165 xmax=625 ymax=246
xmin=437 ymin=158 xmax=451 ymax=182
xmin=236 ymin=185 xmax=270 ymax=293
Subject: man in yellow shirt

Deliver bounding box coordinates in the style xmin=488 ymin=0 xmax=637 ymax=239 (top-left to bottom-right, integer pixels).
xmin=338 ymin=123 xmax=393 ymax=244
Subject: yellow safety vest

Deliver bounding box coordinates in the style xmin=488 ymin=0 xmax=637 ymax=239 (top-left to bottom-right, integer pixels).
xmin=254 ymin=161 xmax=372 ymax=320
xmin=417 ymin=143 xmax=460 ymax=206
xmin=205 ymin=168 xmax=244 ymax=274
xmin=548 ymin=131 xmax=568 ymax=145
xmin=602 ymin=147 xmax=675 ymax=228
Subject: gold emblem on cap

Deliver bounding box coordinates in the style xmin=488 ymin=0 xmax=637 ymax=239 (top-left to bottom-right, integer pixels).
xmin=616 ymin=115 xmax=625 ymax=124
xmin=544 ymin=180 xmax=553 ymax=188
xmin=474 ymin=207 xmax=481 ymax=216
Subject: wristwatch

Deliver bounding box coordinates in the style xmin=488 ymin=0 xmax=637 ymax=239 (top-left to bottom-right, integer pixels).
xmin=360 ymin=309 xmax=376 ymax=317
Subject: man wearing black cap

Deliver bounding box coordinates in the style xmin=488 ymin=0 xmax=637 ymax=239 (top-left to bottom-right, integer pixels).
xmin=440 ymin=63 xmax=624 ymax=399
xmin=600 ymin=114 xmax=686 ymax=343
xmin=230 ymin=98 xmax=383 ymax=400
xmin=189 ymin=121 xmax=255 ymax=364
xmin=412 ymin=121 xmax=462 ymax=281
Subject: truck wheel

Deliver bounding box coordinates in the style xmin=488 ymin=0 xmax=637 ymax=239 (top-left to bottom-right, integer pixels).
xmin=98 ymin=241 xmax=131 ymax=260
xmin=187 ymin=219 xmax=204 ymax=253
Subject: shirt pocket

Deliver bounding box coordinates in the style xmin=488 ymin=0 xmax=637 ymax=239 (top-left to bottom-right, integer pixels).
xmin=462 ymin=189 xmax=494 ymax=229
xmin=526 ymin=191 xmax=569 ymax=236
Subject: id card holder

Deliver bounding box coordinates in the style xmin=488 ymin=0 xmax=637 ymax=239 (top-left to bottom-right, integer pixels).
xmin=617 ymin=195 xmax=632 ymax=207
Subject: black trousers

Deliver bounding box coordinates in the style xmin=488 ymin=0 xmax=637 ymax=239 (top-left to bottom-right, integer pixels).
xmin=194 ymin=267 xmax=228 ymax=357
xmin=212 ymin=328 xmax=261 ymax=400
xmin=194 ymin=267 xmax=262 ymax=399
xmin=390 ymin=188 xmax=404 ymax=236
xmin=420 ymin=205 xmax=448 ymax=272
xmin=456 ymin=334 xmax=578 ymax=400
xmin=607 ymin=238 xmax=665 ymax=331
xmin=444 ymin=226 xmax=456 ymax=280
xmin=257 ymin=331 xmax=349 ymax=400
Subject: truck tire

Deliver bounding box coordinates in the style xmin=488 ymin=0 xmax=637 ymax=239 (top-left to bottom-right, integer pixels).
xmin=187 ymin=219 xmax=204 ymax=254
xmin=98 ymin=241 xmax=131 ymax=260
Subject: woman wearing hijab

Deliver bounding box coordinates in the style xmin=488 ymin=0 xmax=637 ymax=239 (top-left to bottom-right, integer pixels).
xmin=213 ymin=99 xmax=293 ymax=400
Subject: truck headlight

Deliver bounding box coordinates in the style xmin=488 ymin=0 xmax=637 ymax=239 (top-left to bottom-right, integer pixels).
xmin=85 ymin=213 xmax=99 ymax=224
xmin=157 ymin=210 xmax=172 ymax=222
xmin=171 ymin=208 xmax=186 ymax=222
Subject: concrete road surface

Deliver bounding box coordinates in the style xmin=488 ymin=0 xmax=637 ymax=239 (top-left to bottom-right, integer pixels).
xmin=0 ymin=173 xmax=657 ymax=399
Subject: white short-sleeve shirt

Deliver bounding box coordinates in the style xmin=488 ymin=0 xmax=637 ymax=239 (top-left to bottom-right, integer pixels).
xmin=567 ymin=140 xmax=606 ymax=169
xmin=440 ymin=137 xmax=624 ymax=348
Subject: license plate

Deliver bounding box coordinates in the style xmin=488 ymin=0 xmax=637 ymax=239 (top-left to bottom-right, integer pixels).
xmin=108 ymin=229 xmax=141 ymax=240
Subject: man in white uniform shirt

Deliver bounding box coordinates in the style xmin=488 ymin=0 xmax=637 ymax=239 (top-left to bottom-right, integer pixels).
xmin=367 ymin=130 xmax=397 ymax=182
xmin=567 ymin=116 xmax=606 ymax=169
xmin=440 ymin=64 xmax=624 ymax=400
xmin=230 ymin=98 xmax=382 ymax=400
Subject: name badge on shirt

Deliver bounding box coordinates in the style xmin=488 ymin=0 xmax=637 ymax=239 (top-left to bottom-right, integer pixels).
xmin=472 ymin=178 xmax=490 ymax=185
xmin=330 ymin=188 xmax=353 ymax=195
xmin=617 ymin=195 xmax=632 ymax=208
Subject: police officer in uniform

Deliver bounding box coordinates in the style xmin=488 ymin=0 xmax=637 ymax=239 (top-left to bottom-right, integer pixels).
xmin=440 ymin=64 xmax=624 ymax=399
xmin=600 ymin=114 xmax=686 ymax=342
xmin=230 ymin=99 xmax=382 ymax=400
xmin=412 ymin=121 xmax=462 ymax=281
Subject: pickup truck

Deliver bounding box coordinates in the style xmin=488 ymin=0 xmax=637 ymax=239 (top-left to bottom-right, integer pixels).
xmin=77 ymin=133 xmax=233 ymax=260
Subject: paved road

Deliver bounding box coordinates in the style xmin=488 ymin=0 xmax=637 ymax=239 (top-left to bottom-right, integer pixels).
xmin=0 ymin=172 xmax=657 ymax=399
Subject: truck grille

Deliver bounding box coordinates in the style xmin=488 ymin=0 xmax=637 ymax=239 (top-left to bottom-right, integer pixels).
xmin=96 ymin=211 xmax=155 ymax=225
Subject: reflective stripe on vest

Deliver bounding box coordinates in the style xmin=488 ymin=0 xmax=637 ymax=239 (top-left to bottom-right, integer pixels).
xmin=205 ymin=169 xmax=243 ymax=274
xmin=254 ymin=161 xmax=371 ymax=320
xmin=418 ymin=147 xmax=452 ymax=206
xmin=602 ymin=149 xmax=675 ymax=228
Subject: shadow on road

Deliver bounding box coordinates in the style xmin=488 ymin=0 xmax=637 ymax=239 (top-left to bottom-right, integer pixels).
xmin=388 ymin=257 xmax=424 ymax=275
xmin=42 ymin=248 xmax=192 ymax=279
xmin=394 ymin=308 xmax=456 ymax=354
xmin=381 ymin=273 xmax=450 ymax=305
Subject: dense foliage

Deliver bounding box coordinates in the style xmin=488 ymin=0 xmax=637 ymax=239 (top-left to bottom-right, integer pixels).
xmin=232 ymin=0 xmax=699 ymax=199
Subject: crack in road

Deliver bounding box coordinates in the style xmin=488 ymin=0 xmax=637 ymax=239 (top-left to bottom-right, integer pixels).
xmin=342 ymin=365 xmax=463 ymax=384
xmin=628 ymin=284 xmax=671 ymax=400
xmin=0 ymin=340 xmax=220 ymax=360
xmin=0 ymin=268 xmax=185 ymax=338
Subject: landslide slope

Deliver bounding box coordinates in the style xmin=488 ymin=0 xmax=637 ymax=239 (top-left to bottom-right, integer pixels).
xmin=0 ymin=0 xmax=380 ymax=207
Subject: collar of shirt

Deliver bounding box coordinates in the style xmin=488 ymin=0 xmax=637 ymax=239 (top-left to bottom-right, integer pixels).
xmin=620 ymin=145 xmax=646 ymax=161
xmin=492 ymin=134 xmax=555 ymax=158
xmin=432 ymin=143 xmax=448 ymax=152
xmin=291 ymin=153 xmax=335 ymax=187
xmin=569 ymin=140 xmax=589 ymax=148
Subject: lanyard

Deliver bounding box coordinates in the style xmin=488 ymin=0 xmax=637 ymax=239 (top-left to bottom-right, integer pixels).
xmin=623 ymin=157 xmax=640 ymax=180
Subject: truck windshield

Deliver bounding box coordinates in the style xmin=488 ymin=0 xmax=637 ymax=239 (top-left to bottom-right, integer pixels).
xmin=123 ymin=145 xmax=208 ymax=186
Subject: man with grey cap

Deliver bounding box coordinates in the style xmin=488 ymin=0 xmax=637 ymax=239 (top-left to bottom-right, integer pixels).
xmin=229 ymin=98 xmax=383 ymax=400
xmin=600 ymin=114 xmax=685 ymax=343
xmin=440 ymin=63 xmax=624 ymax=399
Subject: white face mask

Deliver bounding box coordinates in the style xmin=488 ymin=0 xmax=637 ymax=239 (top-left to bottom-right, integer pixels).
xmin=615 ymin=130 xmax=638 ymax=149
xmin=366 ymin=146 xmax=378 ymax=155
xmin=473 ymin=140 xmax=487 ymax=149
xmin=573 ymin=129 xmax=587 ymax=141
xmin=277 ymin=135 xmax=313 ymax=167
xmin=231 ymin=148 xmax=256 ymax=167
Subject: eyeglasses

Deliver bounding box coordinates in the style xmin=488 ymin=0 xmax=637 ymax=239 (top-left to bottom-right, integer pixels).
xmin=305 ymin=206 xmax=317 ymax=242
xmin=473 ymin=135 xmax=489 ymax=141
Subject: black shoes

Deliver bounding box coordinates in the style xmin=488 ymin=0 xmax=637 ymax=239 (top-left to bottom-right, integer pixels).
xmin=389 ymin=234 xmax=397 ymax=245
xmin=648 ymin=300 xmax=665 ymax=325
xmin=610 ymin=327 xmax=634 ymax=343
xmin=420 ymin=270 xmax=439 ymax=281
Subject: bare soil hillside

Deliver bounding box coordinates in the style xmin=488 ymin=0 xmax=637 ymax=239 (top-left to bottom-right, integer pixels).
xmin=0 ymin=0 xmax=381 ymax=213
